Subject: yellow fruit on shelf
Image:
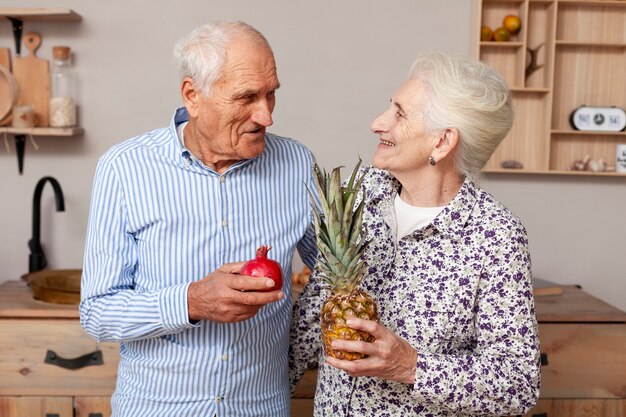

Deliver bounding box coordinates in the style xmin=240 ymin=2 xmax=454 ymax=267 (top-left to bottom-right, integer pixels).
xmin=480 ymin=26 xmax=494 ymax=41
xmin=493 ymin=27 xmax=511 ymax=42
xmin=503 ymin=15 xmax=521 ymax=35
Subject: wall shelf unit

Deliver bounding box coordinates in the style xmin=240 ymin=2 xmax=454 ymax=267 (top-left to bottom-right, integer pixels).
xmin=473 ymin=0 xmax=626 ymax=176
xmin=0 ymin=8 xmax=83 ymax=174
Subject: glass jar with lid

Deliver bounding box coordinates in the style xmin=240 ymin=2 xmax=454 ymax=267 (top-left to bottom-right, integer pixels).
xmin=49 ymin=46 xmax=77 ymax=127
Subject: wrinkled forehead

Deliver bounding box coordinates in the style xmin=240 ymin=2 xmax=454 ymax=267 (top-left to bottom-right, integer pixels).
xmin=394 ymin=78 xmax=428 ymax=112
xmin=221 ymin=36 xmax=278 ymax=84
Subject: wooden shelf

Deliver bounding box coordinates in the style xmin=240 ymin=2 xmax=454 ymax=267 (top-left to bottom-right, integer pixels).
xmin=480 ymin=41 xmax=525 ymax=47
xmin=484 ymin=168 xmax=626 ymax=176
xmin=511 ymin=87 xmax=551 ymax=93
xmin=476 ymin=0 xmax=626 ymax=176
xmin=551 ymin=129 xmax=626 ymax=136
xmin=556 ymin=40 xmax=626 ymax=48
xmin=0 ymin=8 xmax=81 ymax=22
xmin=0 ymin=127 xmax=83 ymax=136
xmin=558 ymin=0 xmax=626 ymax=6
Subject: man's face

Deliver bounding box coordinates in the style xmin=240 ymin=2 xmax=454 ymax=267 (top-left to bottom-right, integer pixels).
xmin=191 ymin=36 xmax=280 ymax=165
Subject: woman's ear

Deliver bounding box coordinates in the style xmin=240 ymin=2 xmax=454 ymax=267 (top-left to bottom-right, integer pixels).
xmin=181 ymin=77 xmax=200 ymax=118
xmin=432 ymin=128 xmax=459 ymax=162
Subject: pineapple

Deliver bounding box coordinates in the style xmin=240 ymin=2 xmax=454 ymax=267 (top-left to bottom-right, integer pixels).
xmin=308 ymin=159 xmax=379 ymax=361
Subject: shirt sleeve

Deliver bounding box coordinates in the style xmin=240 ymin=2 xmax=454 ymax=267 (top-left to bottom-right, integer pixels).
xmin=80 ymin=158 xmax=199 ymax=343
xmin=411 ymin=222 xmax=541 ymax=416
xmin=296 ymin=224 xmax=317 ymax=271
xmin=289 ymin=269 xmax=325 ymax=393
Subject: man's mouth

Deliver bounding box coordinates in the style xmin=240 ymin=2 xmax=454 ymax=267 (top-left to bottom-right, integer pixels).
xmin=380 ymin=139 xmax=395 ymax=146
xmin=245 ymin=126 xmax=264 ymax=135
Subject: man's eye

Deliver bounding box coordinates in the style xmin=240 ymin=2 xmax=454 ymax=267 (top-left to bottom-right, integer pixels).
xmin=396 ymin=111 xmax=405 ymax=119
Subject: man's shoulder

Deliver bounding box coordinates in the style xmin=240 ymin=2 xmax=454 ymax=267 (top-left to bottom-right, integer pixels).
xmin=263 ymin=133 xmax=315 ymax=170
xmin=99 ymin=127 xmax=171 ymax=165
xmin=265 ymin=132 xmax=312 ymax=154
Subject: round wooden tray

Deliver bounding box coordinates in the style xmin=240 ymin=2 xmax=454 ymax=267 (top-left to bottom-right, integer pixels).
xmin=23 ymin=269 xmax=82 ymax=305
xmin=0 ymin=64 xmax=18 ymax=123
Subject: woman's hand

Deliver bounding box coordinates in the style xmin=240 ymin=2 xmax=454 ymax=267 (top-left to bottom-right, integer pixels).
xmin=325 ymin=318 xmax=418 ymax=384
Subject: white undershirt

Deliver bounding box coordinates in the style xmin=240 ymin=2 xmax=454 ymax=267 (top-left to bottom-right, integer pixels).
xmin=394 ymin=194 xmax=445 ymax=243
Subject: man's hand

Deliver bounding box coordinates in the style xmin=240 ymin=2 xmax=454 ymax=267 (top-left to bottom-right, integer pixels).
xmin=187 ymin=261 xmax=284 ymax=323
xmin=325 ymin=318 xmax=418 ymax=384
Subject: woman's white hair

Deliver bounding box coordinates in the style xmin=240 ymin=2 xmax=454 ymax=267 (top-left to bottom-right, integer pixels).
xmin=408 ymin=52 xmax=513 ymax=181
xmin=173 ymin=21 xmax=269 ymax=97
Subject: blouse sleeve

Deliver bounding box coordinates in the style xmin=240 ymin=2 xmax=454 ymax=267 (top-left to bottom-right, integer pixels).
xmin=411 ymin=221 xmax=541 ymax=416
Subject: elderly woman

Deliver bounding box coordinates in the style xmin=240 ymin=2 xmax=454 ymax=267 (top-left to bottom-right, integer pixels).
xmin=290 ymin=52 xmax=541 ymax=416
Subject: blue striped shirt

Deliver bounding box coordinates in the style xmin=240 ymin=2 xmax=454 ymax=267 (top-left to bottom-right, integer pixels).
xmin=80 ymin=107 xmax=317 ymax=417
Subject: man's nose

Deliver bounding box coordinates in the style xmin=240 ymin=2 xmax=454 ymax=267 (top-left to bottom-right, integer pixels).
xmin=251 ymin=100 xmax=274 ymax=127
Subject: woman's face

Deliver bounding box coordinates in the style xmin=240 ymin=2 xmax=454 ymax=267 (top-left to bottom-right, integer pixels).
xmin=370 ymin=78 xmax=437 ymax=177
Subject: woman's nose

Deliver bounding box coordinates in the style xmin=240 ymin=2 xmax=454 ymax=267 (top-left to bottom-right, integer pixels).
xmin=370 ymin=112 xmax=388 ymax=133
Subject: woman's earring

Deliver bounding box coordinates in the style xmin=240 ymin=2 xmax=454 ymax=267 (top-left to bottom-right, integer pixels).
xmin=429 ymin=156 xmax=436 ymax=166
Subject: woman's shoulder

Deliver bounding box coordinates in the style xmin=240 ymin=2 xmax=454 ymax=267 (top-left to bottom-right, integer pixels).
xmin=358 ymin=166 xmax=398 ymax=200
xmin=468 ymin=182 xmax=527 ymax=234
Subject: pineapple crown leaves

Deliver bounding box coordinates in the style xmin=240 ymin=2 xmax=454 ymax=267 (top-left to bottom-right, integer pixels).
xmin=306 ymin=158 xmax=369 ymax=290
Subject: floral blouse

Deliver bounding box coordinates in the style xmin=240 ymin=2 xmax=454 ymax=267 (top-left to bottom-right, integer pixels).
xmin=290 ymin=167 xmax=541 ymax=416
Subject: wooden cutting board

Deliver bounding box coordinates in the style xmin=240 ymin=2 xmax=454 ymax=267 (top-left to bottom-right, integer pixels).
xmin=13 ymin=32 xmax=50 ymax=127
xmin=0 ymin=47 xmax=10 ymax=70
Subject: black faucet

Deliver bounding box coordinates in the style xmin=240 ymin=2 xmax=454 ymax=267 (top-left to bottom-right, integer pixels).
xmin=28 ymin=176 xmax=65 ymax=273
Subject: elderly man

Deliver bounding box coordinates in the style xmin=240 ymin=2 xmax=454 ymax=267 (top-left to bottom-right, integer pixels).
xmin=81 ymin=21 xmax=317 ymax=416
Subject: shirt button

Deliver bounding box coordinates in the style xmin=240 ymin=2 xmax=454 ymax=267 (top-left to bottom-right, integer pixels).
xmin=222 ymin=353 xmax=228 ymax=361
xmin=222 ymin=219 xmax=228 ymax=227
xmin=216 ymin=396 xmax=223 ymax=403
xmin=220 ymin=175 xmax=226 ymax=183
xmin=184 ymin=157 xmax=192 ymax=167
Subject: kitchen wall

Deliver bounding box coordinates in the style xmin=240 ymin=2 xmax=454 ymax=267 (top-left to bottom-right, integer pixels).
xmin=1 ymin=0 xmax=624 ymax=311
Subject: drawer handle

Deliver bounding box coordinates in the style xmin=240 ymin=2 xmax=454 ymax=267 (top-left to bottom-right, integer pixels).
xmin=44 ymin=349 xmax=103 ymax=370
xmin=89 ymin=414 xmax=103 ymax=417
xmin=532 ymin=413 xmax=548 ymax=417
xmin=540 ymin=353 xmax=549 ymax=366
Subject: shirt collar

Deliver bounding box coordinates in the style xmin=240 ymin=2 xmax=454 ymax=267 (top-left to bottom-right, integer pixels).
xmin=169 ymin=106 xmax=263 ymax=174
xmin=431 ymin=178 xmax=479 ymax=241
xmin=367 ymin=169 xmax=478 ymax=242
xmin=170 ymin=107 xmax=190 ymax=159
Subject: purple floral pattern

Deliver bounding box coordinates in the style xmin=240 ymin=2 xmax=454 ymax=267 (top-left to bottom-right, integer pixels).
xmin=290 ymin=167 xmax=540 ymax=416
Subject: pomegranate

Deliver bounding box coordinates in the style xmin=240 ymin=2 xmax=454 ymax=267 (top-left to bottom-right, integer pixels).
xmin=240 ymin=245 xmax=283 ymax=291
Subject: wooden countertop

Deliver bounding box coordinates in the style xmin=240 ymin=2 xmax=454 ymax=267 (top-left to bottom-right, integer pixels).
xmin=2 ymin=280 xmax=625 ymax=323
xmin=0 ymin=280 xmax=79 ymax=319
xmin=534 ymin=285 xmax=626 ymax=323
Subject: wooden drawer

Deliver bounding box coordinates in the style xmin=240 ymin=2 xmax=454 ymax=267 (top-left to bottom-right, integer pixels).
xmin=0 ymin=319 xmax=119 ymax=396
xmin=0 ymin=397 xmax=73 ymax=417
xmin=525 ymin=399 xmax=626 ymax=417
xmin=539 ymin=323 xmax=626 ymax=399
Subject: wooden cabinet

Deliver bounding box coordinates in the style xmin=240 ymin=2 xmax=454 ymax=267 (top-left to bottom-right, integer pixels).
xmin=473 ymin=0 xmax=626 ymax=176
xmin=0 ymin=281 xmax=117 ymax=417
xmin=524 ymin=286 xmax=626 ymax=417
xmin=0 ymin=280 xmax=316 ymax=417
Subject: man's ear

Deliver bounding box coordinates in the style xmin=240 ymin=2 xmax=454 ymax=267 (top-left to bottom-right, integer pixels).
xmin=432 ymin=128 xmax=460 ymax=162
xmin=181 ymin=77 xmax=200 ymax=118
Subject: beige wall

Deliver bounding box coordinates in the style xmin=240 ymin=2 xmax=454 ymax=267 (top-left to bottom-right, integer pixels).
xmin=1 ymin=0 xmax=624 ymax=311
